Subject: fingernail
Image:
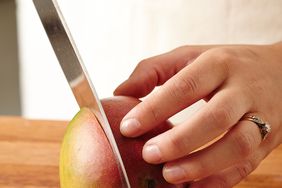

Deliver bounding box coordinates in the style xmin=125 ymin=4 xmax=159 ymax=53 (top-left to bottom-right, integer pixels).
xmin=120 ymin=118 xmax=141 ymax=136
xmin=143 ymin=144 xmax=162 ymax=163
xmin=163 ymin=165 xmax=186 ymax=183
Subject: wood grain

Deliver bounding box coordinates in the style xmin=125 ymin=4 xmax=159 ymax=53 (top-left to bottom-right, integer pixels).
xmin=0 ymin=116 xmax=281 ymax=187
xmin=0 ymin=117 xmax=66 ymax=188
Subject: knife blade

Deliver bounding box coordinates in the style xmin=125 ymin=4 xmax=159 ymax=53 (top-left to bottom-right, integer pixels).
xmin=33 ymin=0 xmax=131 ymax=187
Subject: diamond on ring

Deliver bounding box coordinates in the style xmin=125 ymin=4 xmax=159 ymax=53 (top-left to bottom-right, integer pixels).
xmin=242 ymin=115 xmax=271 ymax=140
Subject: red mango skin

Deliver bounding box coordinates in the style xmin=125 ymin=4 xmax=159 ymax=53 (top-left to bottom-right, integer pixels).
xmin=60 ymin=96 xmax=186 ymax=188
xmin=60 ymin=107 xmax=121 ymax=187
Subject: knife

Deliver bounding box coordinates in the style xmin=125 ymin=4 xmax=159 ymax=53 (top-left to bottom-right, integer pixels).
xmin=33 ymin=0 xmax=131 ymax=187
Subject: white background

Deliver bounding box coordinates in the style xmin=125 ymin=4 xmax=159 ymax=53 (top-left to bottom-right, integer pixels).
xmin=17 ymin=0 xmax=282 ymax=121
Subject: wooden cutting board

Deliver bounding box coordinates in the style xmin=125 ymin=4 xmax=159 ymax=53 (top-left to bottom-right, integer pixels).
xmin=0 ymin=116 xmax=281 ymax=188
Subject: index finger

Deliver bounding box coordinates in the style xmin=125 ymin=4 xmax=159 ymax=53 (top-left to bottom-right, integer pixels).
xmin=120 ymin=49 xmax=229 ymax=137
xmin=114 ymin=46 xmax=210 ymax=98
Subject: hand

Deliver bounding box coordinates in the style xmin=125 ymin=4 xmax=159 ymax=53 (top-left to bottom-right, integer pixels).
xmin=114 ymin=43 xmax=282 ymax=187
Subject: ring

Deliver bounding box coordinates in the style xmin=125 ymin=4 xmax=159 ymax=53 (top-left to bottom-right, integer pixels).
xmin=241 ymin=115 xmax=271 ymax=140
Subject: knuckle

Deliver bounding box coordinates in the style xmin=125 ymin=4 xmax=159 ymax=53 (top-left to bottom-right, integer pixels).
xmin=211 ymin=48 xmax=234 ymax=63
xmin=137 ymin=59 xmax=150 ymax=69
xmin=232 ymin=131 xmax=255 ymax=158
xmin=143 ymin=102 xmax=159 ymax=123
xmin=171 ymin=45 xmax=191 ymax=53
xmin=167 ymin=133 xmax=189 ymax=155
xmin=193 ymin=162 xmax=207 ymax=179
xmin=169 ymin=75 xmax=198 ymax=102
xmin=246 ymin=79 xmax=267 ymax=104
xmin=183 ymin=162 xmax=206 ymax=180
xmin=236 ymin=161 xmax=255 ymax=180
xmin=206 ymin=106 xmax=233 ymax=131
xmin=206 ymin=47 xmax=234 ymax=75
xmin=214 ymin=176 xmax=229 ymax=188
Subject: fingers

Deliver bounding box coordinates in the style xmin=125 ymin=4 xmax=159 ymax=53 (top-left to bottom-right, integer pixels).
xmin=120 ymin=50 xmax=229 ymax=137
xmin=142 ymin=88 xmax=251 ymax=164
xmin=162 ymin=120 xmax=262 ymax=184
xmin=114 ymin=46 xmax=211 ymax=98
xmin=188 ymin=159 xmax=261 ymax=188
xmin=188 ymin=136 xmax=277 ymax=188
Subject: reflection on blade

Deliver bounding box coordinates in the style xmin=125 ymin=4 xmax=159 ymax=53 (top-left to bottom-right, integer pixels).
xmin=32 ymin=0 xmax=131 ymax=187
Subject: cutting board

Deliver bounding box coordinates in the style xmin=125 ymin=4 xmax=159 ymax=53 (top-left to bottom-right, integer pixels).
xmin=0 ymin=116 xmax=281 ymax=188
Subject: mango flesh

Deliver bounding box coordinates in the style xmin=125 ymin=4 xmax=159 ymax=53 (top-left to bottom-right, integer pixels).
xmin=60 ymin=96 xmax=185 ymax=188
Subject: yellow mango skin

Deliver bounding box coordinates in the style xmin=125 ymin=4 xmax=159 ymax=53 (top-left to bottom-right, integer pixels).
xmin=60 ymin=96 xmax=186 ymax=188
xmin=60 ymin=108 xmax=121 ymax=188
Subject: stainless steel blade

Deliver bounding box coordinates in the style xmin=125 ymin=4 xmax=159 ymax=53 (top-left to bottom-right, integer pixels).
xmin=33 ymin=0 xmax=131 ymax=187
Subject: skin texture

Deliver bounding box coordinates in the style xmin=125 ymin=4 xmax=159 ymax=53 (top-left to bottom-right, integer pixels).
xmin=60 ymin=96 xmax=185 ymax=188
xmin=114 ymin=43 xmax=282 ymax=187
xmin=60 ymin=107 xmax=121 ymax=187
